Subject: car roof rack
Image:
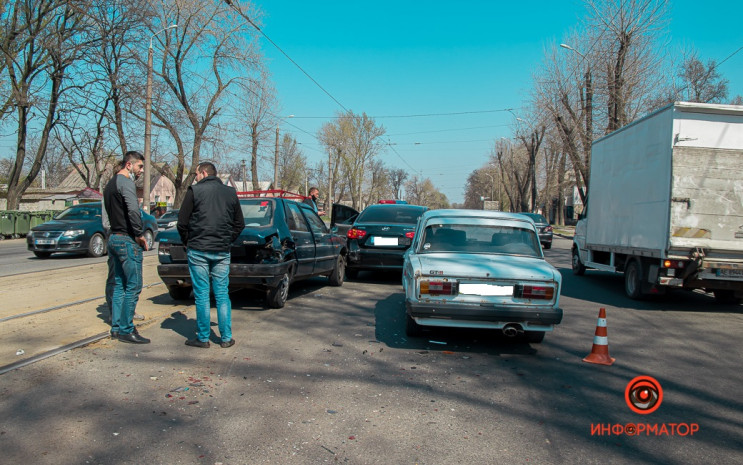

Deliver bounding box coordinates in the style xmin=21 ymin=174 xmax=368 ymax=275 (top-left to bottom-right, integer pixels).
xmin=237 ymin=189 xmax=309 ymax=200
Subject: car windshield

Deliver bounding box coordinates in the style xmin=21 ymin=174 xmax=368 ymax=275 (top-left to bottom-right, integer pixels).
xmin=420 ymin=224 xmax=541 ymax=257
xmin=55 ymin=206 xmax=100 ymax=220
xmin=357 ymin=206 xmax=425 ymax=224
xmin=240 ymin=200 xmax=274 ymax=226
xmin=159 ymin=211 xmax=179 ymax=220
xmin=522 ymin=213 xmax=547 ymax=224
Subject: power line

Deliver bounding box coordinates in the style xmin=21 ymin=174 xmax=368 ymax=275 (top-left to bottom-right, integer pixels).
xmin=285 ymin=108 xmax=516 ymax=119
xmin=225 ymin=0 xmax=348 ymax=112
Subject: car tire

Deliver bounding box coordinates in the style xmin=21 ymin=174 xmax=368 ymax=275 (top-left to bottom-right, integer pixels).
xmin=524 ymin=331 xmax=545 ymax=343
xmin=624 ymin=259 xmax=644 ymax=300
xmin=34 ymin=251 xmax=52 ymax=259
xmin=405 ymin=314 xmax=423 ymax=337
xmin=713 ymin=289 xmax=741 ymax=305
xmin=571 ymin=248 xmax=586 ymax=276
xmin=542 ymin=242 xmax=552 ymax=250
xmin=328 ymin=254 xmax=345 ymax=287
xmin=143 ymin=230 xmax=154 ymax=251
xmin=87 ymin=233 xmax=106 ymax=258
xmin=168 ymin=285 xmax=192 ymax=300
xmin=346 ymin=268 xmax=359 ymax=280
xmin=267 ymin=271 xmax=291 ymax=308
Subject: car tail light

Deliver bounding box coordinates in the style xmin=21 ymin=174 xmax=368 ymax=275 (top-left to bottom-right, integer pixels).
xmin=347 ymin=228 xmax=367 ymax=239
xmin=405 ymin=231 xmax=415 ymax=239
xmin=514 ymin=284 xmax=554 ymax=300
xmin=544 ymin=226 xmax=553 ymax=232
xmin=420 ymin=280 xmax=458 ymax=296
xmin=662 ymin=260 xmax=685 ymax=269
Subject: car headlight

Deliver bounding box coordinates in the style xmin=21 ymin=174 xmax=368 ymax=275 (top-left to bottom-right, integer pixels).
xmin=62 ymin=229 xmax=85 ymax=237
xmin=27 ymin=231 xmax=34 ymax=239
xmin=158 ymin=242 xmax=171 ymax=256
xmin=167 ymin=221 xmax=177 ymax=228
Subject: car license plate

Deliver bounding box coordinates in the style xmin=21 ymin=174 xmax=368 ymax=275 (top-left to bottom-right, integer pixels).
xmin=459 ymin=284 xmax=514 ymax=296
xmin=35 ymin=239 xmax=55 ymax=245
xmin=716 ymin=268 xmax=743 ymax=278
xmin=372 ymin=236 xmax=398 ymax=246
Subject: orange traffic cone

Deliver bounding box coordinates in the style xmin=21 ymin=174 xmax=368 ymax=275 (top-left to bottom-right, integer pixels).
xmin=583 ymin=307 xmax=615 ymax=365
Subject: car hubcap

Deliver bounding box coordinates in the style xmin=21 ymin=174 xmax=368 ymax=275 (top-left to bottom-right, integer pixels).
xmin=93 ymin=236 xmax=103 ymax=255
xmin=279 ymin=274 xmax=289 ymax=301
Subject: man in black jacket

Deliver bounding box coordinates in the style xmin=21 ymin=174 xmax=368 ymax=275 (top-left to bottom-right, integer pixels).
xmin=103 ymin=151 xmax=150 ymax=344
xmin=177 ymin=162 xmax=244 ymax=348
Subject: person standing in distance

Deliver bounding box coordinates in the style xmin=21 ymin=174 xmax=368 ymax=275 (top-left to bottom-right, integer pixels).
xmin=304 ymin=187 xmax=325 ymax=216
xmin=178 ymin=162 xmax=244 ymax=348
xmin=103 ymin=151 xmax=150 ymax=344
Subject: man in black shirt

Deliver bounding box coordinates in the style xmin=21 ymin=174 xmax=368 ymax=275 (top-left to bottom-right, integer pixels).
xmin=103 ymin=151 xmax=150 ymax=344
xmin=178 ymin=162 xmax=244 ymax=348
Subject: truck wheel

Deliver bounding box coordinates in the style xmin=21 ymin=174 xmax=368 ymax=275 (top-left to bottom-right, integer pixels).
xmin=572 ymin=248 xmax=586 ymax=276
xmin=267 ymin=271 xmax=291 ymax=308
xmin=405 ymin=314 xmax=423 ymax=337
xmin=524 ymin=331 xmax=545 ymax=343
xmin=168 ymin=285 xmax=192 ymax=300
xmin=624 ymin=260 xmax=644 ymax=300
xmin=713 ymin=290 xmax=741 ymax=305
xmin=328 ymin=254 xmax=345 ymax=286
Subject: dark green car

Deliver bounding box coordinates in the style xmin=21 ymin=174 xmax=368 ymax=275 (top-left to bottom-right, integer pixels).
xmin=26 ymin=202 xmax=158 ymax=258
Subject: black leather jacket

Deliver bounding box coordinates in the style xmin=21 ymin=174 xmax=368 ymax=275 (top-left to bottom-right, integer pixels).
xmin=177 ymin=176 xmax=244 ymax=252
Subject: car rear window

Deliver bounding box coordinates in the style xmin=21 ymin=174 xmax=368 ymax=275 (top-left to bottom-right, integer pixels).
xmin=240 ymin=200 xmax=274 ymax=226
xmin=356 ymin=206 xmax=425 ymax=224
xmin=522 ymin=213 xmax=547 ymax=223
xmin=421 ymin=224 xmax=541 ymax=257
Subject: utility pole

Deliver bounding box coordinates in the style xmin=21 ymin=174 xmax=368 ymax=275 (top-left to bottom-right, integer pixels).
xmin=241 ymin=159 xmax=247 ymax=191
xmin=274 ymin=125 xmax=279 ymax=190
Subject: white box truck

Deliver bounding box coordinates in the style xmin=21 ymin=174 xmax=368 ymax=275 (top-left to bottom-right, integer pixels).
xmin=572 ymin=102 xmax=743 ymax=302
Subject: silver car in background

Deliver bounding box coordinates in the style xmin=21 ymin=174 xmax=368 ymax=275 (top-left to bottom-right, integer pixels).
xmin=402 ymin=210 xmax=563 ymax=343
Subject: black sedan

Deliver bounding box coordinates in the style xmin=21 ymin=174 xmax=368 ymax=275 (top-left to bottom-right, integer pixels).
xmin=341 ymin=203 xmax=428 ymax=279
xmin=157 ymin=195 xmax=347 ymax=308
xmin=520 ymin=213 xmax=553 ymax=249
xmin=26 ymin=202 xmax=158 ymax=258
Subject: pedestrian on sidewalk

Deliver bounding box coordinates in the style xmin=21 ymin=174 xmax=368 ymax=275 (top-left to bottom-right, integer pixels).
xmin=103 ymin=151 xmax=151 ymax=344
xmin=177 ymin=162 xmax=244 ymax=348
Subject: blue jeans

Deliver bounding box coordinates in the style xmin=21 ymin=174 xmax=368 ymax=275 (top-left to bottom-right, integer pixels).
xmin=187 ymin=249 xmax=232 ymax=343
xmin=108 ymin=234 xmax=143 ymax=335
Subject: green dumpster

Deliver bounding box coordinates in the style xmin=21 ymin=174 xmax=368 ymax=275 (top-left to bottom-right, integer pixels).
xmin=29 ymin=211 xmax=52 ymax=229
xmin=0 ymin=211 xmax=15 ymax=238
xmin=13 ymin=211 xmax=31 ymax=237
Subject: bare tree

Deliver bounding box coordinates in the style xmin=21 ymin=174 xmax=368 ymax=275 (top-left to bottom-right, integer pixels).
xmin=277 ymin=133 xmax=307 ymax=194
xmin=236 ymin=68 xmax=278 ymax=189
xmin=388 ymin=168 xmax=408 ymax=200
xmin=405 ymin=176 xmax=449 ymax=209
xmin=677 ymin=52 xmax=729 ymax=103
xmin=0 ymin=0 xmax=88 ymax=209
xmin=145 ymin=0 xmax=262 ymax=207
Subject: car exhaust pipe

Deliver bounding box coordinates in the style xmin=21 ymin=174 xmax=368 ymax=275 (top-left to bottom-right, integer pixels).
xmin=502 ymin=324 xmax=522 ymax=338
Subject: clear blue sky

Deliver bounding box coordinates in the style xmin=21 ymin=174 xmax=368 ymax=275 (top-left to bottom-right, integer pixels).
xmin=255 ymin=1 xmax=743 ymax=204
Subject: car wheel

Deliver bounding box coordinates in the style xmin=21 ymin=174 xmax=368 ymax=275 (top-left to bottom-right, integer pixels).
xmin=713 ymin=289 xmax=741 ymax=305
xmin=143 ymin=230 xmax=154 ymax=250
xmin=168 ymin=285 xmax=192 ymax=300
xmin=524 ymin=331 xmax=545 ymax=343
xmin=34 ymin=251 xmax=52 ymax=259
xmin=542 ymin=242 xmax=552 ymax=250
xmin=87 ymin=233 xmax=106 ymax=258
xmin=346 ymin=267 xmax=359 ymax=280
xmin=267 ymin=271 xmax=291 ymax=308
xmin=571 ymin=248 xmax=586 ymax=276
xmin=624 ymin=259 xmax=644 ymax=300
xmin=405 ymin=314 xmax=423 ymax=337
xmin=328 ymin=254 xmax=345 ymax=286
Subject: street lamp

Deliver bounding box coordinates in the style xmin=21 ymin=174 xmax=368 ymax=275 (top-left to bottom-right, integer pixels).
xmin=560 ymin=43 xmax=586 ymax=60
xmin=143 ymin=24 xmax=177 ymax=213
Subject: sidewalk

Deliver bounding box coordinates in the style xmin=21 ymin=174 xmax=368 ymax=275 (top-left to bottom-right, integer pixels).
xmin=553 ymin=225 xmax=575 ymax=240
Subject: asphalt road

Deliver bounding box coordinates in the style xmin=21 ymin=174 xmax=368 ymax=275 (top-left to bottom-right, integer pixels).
xmin=0 ymin=238 xmax=157 ymax=277
xmin=1 ymin=236 xmax=742 ymax=464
